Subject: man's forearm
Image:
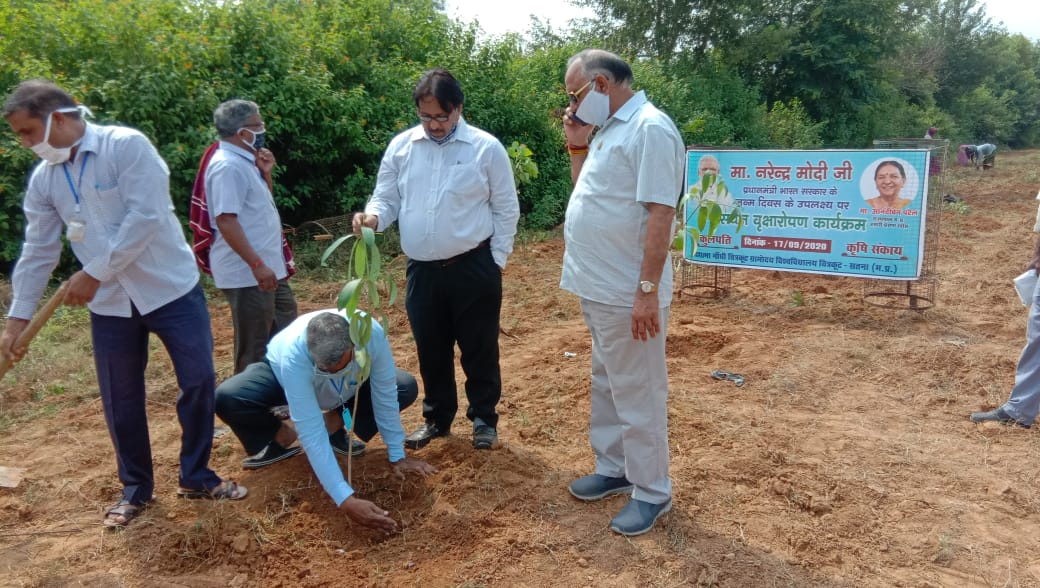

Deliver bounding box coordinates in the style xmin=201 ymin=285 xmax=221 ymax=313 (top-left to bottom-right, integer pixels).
xmin=215 ymin=214 xmax=262 ymax=267
xmin=639 ymin=203 xmax=675 ymax=283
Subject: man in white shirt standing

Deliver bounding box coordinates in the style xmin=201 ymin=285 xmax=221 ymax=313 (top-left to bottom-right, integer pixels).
xmin=205 ymin=99 xmax=298 ymax=376
xmin=560 ymin=50 xmax=683 ymax=536
xmin=0 ymin=79 xmax=246 ymax=529
xmin=353 ymin=68 xmax=520 ymax=451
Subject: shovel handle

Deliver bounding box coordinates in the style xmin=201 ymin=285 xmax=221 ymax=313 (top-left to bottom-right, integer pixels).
xmin=0 ymin=281 xmax=69 ymax=380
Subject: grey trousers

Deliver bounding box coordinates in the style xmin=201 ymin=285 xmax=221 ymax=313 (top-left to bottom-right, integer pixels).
xmin=222 ymin=279 xmax=297 ymax=374
xmin=580 ymin=298 xmax=672 ymax=504
xmin=1003 ymin=277 xmax=1040 ymax=425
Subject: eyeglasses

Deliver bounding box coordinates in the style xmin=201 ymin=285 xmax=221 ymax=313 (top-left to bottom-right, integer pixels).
xmin=314 ymin=364 xmax=349 ymax=378
xmin=567 ymin=79 xmax=593 ymax=105
xmin=240 ymin=122 xmax=266 ymax=131
xmin=418 ymin=112 xmax=452 ymax=123
xmin=313 ymin=348 xmax=354 ymax=377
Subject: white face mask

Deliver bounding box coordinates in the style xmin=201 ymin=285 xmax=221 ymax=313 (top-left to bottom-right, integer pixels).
xmin=30 ymin=107 xmax=84 ymax=165
xmin=574 ymin=84 xmax=610 ymax=128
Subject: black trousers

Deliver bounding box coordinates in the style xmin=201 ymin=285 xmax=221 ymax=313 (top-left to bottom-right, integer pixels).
xmin=214 ymin=361 xmax=418 ymax=455
xmin=406 ymin=244 xmax=502 ymax=430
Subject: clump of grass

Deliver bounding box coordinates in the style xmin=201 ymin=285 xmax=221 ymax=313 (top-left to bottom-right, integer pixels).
xmin=789 ymin=291 xmax=806 ymax=307
xmin=944 ymin=200 xmax=971 ymax=215
xmin=933 ymin=532 xmax=956 ymax=566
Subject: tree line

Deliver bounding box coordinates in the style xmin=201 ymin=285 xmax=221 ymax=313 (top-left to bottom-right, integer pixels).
xmin=1 ymin=0 xmax=1036 ymax=272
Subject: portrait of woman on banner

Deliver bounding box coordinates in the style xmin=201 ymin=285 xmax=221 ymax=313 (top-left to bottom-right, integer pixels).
xmin=862 ymin=159 xmax=917 ymax=210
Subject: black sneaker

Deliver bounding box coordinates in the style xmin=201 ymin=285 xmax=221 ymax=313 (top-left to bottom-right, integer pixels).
xmin=329 ymin=430 xmax=367 ymax=456
xmin=242 ymin=442 xmax=302 ymax=469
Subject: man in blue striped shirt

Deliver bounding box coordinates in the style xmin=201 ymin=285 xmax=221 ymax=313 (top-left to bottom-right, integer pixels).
xmin=1 ymin=79 xmax=246 ymax=529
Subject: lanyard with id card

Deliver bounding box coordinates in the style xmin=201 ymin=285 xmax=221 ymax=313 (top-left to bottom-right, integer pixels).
xmin=330 ymin=375 xmax=357 ymax=429
xmin=62 ymin=154 xmax=90 ymax=242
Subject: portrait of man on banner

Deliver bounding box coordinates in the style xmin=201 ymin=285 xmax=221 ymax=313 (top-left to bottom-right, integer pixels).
xmin=690 ymin=154 xmax=735 ymax=211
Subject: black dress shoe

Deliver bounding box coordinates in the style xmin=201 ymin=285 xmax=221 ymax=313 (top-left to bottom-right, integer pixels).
xmin=242 ymin=442 xmax=302 ymax=469
xmin=405 ymin=422 xmax=449 ymax=449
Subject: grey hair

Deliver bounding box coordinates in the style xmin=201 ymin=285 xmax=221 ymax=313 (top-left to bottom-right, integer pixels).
xmin=306 ymin=313 xmax=354 ymax=370
xmin=3 ymin=79 xmax=79 ymax=121
xmin=213 ymin=99 xmax=259 ymax=138
xmin=566 ymin=49 xmax=633 ymax=87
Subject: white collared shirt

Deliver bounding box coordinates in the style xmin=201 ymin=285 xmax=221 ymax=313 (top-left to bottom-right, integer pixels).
xmin=365 ymin=117 xmax=520 ymax=268
xmin=204 ymin=141 xmax=286 ymax=288
xmin=9 ymin=123 xmax=199 ymax=319
xmin=560 ymin=91 xmax=684 ymax=307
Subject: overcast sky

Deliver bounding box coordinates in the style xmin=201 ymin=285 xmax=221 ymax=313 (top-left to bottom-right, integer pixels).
xmin=442 ymin=0 xmax=1040 ymax=41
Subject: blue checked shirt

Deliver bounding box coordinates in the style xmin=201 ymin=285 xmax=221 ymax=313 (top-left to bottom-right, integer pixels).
xmin=9 ymin=123 xmax=199 ymax=320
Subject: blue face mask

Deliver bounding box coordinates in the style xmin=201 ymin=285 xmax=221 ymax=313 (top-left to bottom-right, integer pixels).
xmin=238 ymin=127 xmax=266 ymax=151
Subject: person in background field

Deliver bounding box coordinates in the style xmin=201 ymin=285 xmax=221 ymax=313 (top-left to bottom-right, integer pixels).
xmin=560 ymin=49 xmax=681 ymax=536
xmin=203 ymin=99 xmax=298 ymax=375
xmin=0 ymin=79 xmax=246 ymax=529
xmin=921 ymin=128 xmax=942 ymax=176
xmin=214 ymin=310 xmax=436 ymax=532
xmin=971 ymin=208 xmax=1040 ymax=429
xmin=967 ymin=143 xmax=997 ymax=170
xmin=353 ymin=68 xmax=520 ymax=451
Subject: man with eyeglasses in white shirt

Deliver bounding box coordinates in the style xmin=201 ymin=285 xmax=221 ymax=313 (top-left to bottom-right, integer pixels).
xmin=1 ymin=79 xmax=246 ymax=529
xmin=214 ymin=309 xmax=436 ymax=533
xmin=353 ymin=68 xmax=520 ymax=451
xmin=560 ymin=49 xmax=682 ymax=537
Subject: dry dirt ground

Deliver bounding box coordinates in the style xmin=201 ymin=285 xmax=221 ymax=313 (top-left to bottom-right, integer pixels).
xmin=2 ymin=150 xmax=1040 ymax=587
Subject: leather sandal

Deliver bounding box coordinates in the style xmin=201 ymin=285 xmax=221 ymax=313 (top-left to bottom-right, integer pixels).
xmin=177 ymin=480 xmax=248 ymax=500
xmin=103 ymin=500 xmax=145 ymax=528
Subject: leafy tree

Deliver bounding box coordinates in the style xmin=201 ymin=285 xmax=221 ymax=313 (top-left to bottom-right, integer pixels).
xmin=758 ymin=0 xmax=922 ymax=145
xmin=924 ymin=0 xmax=995 ymax=111
xmin=576 ymin=0 xmax=758 ymax=63
xmin=634 ymin=57 xmax=770 ymax=148
xmin=981 ymin=34 xmax=1040 ymax=147
xmin=952 ymin=85 xmax=1017 ymax=143
xmin=766 ymin=99 xmax=823 ymax=148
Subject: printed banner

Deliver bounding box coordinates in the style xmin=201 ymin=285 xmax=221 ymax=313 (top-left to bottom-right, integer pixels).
xmin=685 ymin=150 xmax=930 ymax=279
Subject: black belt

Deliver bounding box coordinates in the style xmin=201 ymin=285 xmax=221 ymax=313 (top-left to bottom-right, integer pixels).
xmin=418 ymin=238 xmax=491 ymax=268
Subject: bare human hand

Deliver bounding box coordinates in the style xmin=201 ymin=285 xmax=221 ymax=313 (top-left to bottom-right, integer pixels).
xmin=351 ymin=212 xmax=378 ymax=236
xmin=562 ymin=105 xmax=594 ymax=148
xmin=631 ymin=292 xmax=660 ymax=342
xmin=64 ymin=270 xmax=100 ymax=307
xmin=0 ymin=318 xmax=29 ymax=362
xmin=391 ymin=457 xmax=437 ymax=480
xmin=251 ymin=264 xmax=278 ymax=291
xmin=339 ymin=496 xmax=398 ymax=534
xmin=254 ymin=147 xmax=276 ymax=176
